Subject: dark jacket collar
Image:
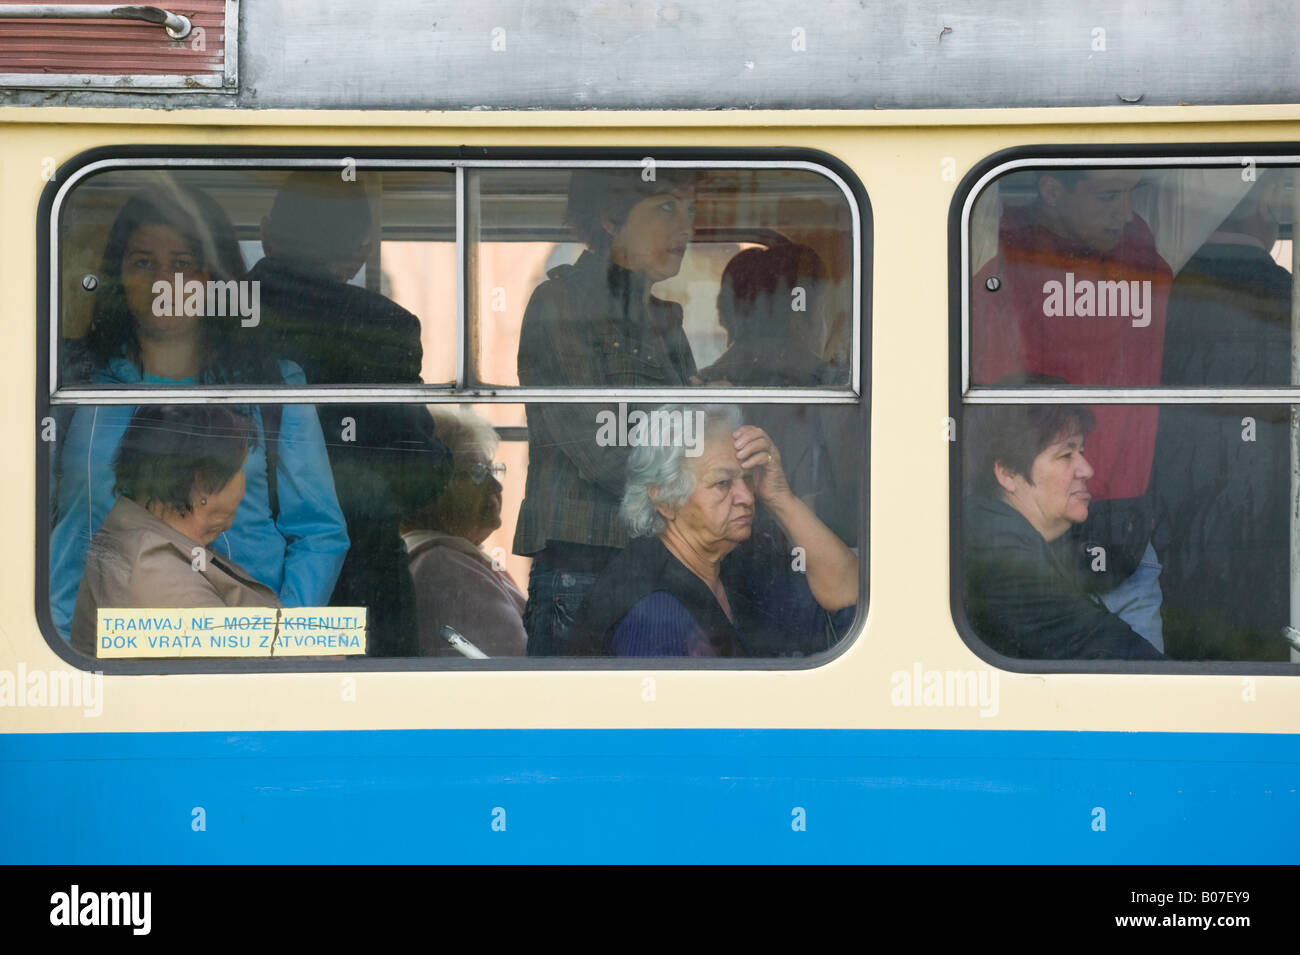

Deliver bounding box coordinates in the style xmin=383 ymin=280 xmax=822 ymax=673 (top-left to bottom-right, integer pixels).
xmin=570 ymin=249 xmax=681 ymax=333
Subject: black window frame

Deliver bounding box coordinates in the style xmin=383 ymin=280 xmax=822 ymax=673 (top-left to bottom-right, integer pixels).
xmin=949 ymin=142 xmax=1300 ymax=676
xmin=38 ymin=144 xmax=872 ymax=674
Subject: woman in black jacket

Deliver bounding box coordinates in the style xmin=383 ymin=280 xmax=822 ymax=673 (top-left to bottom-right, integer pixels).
xmin=963 ymin=399 xmax=1164 ymax=660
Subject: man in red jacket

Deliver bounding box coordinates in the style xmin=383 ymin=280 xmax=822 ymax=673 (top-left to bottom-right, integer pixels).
xmin=970 ymin=169 xmax=1172 ymax=652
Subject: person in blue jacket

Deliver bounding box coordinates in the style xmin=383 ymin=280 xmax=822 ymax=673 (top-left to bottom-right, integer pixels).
xmin=50 ymin=182 xmax=349 ymax=640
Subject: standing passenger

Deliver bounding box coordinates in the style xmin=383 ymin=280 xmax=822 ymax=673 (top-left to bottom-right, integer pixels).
xmin=1154 ymin=172 xmax=1294 ymax=659
xmin=514 ymin=169 xmax=699 ymax=655
xmin=50 ymin=184 xmax=348 ymax=640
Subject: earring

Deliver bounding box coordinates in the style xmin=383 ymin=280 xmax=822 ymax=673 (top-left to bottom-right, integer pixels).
xmin=199 ymin=497 xmax=207 ymax=505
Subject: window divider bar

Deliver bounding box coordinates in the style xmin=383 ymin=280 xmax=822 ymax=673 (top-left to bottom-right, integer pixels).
xmin=48 ymin=387 xmax=862 ymax=406
xmin=965 ymin=388 xmax=1300 ymax=404
xmin=455 ymin=165 xmax=467 ymax=391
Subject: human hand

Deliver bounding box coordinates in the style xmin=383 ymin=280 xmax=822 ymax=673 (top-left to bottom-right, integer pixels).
xmin=732 ymin=425 xmax=792 ymax=505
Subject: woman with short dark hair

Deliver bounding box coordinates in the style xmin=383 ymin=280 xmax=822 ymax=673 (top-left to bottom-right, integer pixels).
xmin=71 ymin=406 xmax=280 ymax=655
xmin=962 ymin=399 xmax=1164 ymax=660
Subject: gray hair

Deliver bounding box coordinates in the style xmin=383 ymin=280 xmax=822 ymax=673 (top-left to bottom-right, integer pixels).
xmin=619 ymin=404 xmax=744 ymax=538
xmin=427 ymin=405 xmax=500 ymax=459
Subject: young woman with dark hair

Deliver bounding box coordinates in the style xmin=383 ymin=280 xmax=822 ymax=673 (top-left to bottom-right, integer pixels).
xmin=51 ymin=180 xmax=349 ymax=641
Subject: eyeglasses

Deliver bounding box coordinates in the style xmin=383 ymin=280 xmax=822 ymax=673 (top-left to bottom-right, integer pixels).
xmin=459 ymin=461 xmax=507 ymax=485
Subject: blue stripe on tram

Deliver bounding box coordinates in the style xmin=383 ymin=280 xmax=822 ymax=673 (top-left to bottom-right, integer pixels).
xmin=2 ymin=729 xmax=1297 ymax=863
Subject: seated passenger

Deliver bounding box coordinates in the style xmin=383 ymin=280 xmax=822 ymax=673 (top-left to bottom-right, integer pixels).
xmin=50 ymin=184 xmax=348 ymax=640
xmin=401 ymin=408 xmax=526 ymax=657
xmin=250 ymin=171 xmax=452 ymax=656
xmin=962 ymin=397 xmax=1165 ymax=660
xmin=515 ymin=168 xmax=701 ymax=656
xmin=700 ymin=242 xmax=859 ymax=544
xmin=71 ymin=406 xmax=279 ymax=655
xmin=570 ymin=405 xmax=858 ymax=657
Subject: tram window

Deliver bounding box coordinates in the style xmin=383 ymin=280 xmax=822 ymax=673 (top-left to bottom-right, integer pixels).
xmin=45 ymin=153 xmax=867 ymax=668
xmin=51 ymin=399 xmax=532 ymax=661
xmin=957 ymin=158 xmax=1300 ymax=666
xmin=968 ymin=165 xmax=1296 ymax=391
xmin=58 ymin=168 xmax=458 ymax=389
xmin=476 ymin=167 xmax=855 ymax=388
xmin=49 ymin=398 xmax=861 ymax=662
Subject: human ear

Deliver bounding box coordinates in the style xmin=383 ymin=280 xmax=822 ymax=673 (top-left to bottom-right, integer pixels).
xmin=650 ymin=487 xmax=677 ymax=522
xmin=993 ymin=460 xmax=1021 ymax=495
xmin=601 ymin=217 xmax=619 ymax=238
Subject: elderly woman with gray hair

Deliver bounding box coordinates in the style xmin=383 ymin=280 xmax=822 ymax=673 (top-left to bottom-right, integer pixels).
xmin=401 ymin=407 xmax=526 ymax=657
xmin=570 ymin=405 xmax=859 ymax=657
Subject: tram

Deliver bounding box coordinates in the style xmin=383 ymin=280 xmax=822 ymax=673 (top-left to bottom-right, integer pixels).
xmin=0 ymin=0 xmax=1297 ymax=864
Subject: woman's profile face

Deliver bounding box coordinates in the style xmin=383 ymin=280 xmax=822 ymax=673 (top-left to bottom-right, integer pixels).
xmin=439 ymin=449 xmax=504 ymax=546
xmin=120 ymin=223 xmax=209 ymax=341
xmin=191 ymin=467 xmax=246 ymax=545
xmin=1004 ymin=431 xmax=1094 ymax=541
xmin=608 ymin=185 xmax=696 ymax=283
xmin=663 ymin=430 xmax=756 ymax=554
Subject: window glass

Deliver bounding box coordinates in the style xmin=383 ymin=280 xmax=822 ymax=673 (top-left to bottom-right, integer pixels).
xmin=475 ymin=167 xmax=854 ymax=389
xmin=58 ymin=168 xmax=457 ymax=389
xmin=959 ymin=400 xmax=1292 ymax=663
xmin=960 ymin=158 xmax=1299 ymax=666
xmin=50 ymin=398 xmax=861 ymax=661
xmin=47 ymin=155 xmax=866 ymax=667
xmin=969 ymin=165 xmax=1296 ymax=391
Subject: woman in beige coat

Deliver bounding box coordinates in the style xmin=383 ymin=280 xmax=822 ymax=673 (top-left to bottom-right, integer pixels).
xmin=71 ymin=406 xmax=280 ymax=656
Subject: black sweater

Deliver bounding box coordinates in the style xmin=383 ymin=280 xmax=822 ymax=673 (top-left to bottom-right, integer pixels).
xmin=962 ymin=496 xmax=1164 ymax=660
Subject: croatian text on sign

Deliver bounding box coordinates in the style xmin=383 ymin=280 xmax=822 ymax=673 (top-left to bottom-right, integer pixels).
xmin=95 ymin=608 xmax=367 ymax=658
